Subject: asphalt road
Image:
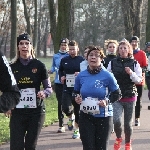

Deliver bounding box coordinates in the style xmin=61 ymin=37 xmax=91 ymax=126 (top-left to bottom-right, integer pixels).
xmin=1 ymin=90 xmax=150 ymax=150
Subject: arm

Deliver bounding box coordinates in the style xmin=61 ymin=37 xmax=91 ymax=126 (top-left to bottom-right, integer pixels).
xmin=107 ymin=61 xmax=112 ymax=72
xmin=49 ymin=56 xmax=56 ymax=74
xmin=59 ymin=59 xmax=65 ymax=83
xmin=37 ymin=63 xmax=53 ymax=99
xmin=125 ymin=62 xmax=142 ymax=84
xmin=0 ymin=52 xmax=20 ymax=113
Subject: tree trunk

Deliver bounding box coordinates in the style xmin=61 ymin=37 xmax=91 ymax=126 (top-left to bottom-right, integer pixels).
xmin=146 ymin=0 xmax=150 ymax=42
xmin=48 ymin=0 xmax=57 ymax=52
xmin=121 ymin=0 xmax=143 ymax=40
xmin=22 ymin=0 xmax=31 ymax=35
xmin=10 ymin=0 xmax=17 ymax=59
xmin=33 ymin=0 xmax=38 ymax=51
xmin=68 ymin=0 xmax=75 ymax=40
xmin=55 ymin=0 xmax=70 ymax=52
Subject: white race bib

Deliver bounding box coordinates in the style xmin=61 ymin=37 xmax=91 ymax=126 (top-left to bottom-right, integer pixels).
xmin=66 ymin=74 xmax=75 ymax=87
xmin=16 ymin=88 xmax=37 ymax=108
xmin=80 ymin=97 xmax=100 ymax=115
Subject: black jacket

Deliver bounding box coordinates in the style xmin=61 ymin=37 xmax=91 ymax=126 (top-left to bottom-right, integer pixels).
xmin=0 ymin=51 xmax=20 ymax=113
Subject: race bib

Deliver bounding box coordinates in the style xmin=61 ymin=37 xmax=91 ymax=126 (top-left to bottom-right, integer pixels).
xmin=80 ymin=97 xmax=100 ymax=115
xmin=16 ymin=88 xmax=37 ymax=108
xmin=66 ymin=74 xmax=75 ymax=87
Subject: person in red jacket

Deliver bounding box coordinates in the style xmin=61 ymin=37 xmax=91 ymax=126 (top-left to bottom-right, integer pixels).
xmin=130 ymin=36 xmax=147 ymax=126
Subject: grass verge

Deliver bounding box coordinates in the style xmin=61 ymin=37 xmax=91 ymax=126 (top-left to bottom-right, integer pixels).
xmin=0 ymin=94 xmax=58 ymax=145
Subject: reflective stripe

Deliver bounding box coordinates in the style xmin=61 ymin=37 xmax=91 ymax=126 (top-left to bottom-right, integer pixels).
xmin=2 ymin=56 xmax=16 ymax=85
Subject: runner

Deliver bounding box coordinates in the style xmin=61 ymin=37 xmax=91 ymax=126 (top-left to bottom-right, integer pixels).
xmin=0 ymin=51 xmax=20 ymax=113
xmin=102 ymin=39 xmax=118 ymax=68
xmin=59 ymin=40 xmax=84 ymax=139
xmin=144 ymin=42 xmax=150 ymax=109
xmin=130 ymin=36 xmax=147 ymax=126
xmin=5 ymin=33 xmax=53 ymax=150
xmin=49 ymin=38 xmax=69 ymax=133
xmin=74 ymin=45 xmax=121 ymax=150
xmin=107 ymin=40 xmax=142 ymax=150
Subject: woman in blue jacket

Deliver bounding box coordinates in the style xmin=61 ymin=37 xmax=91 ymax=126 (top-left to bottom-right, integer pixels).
xmin=49 ymin=38 xmax=69 ymax=133
xmin=74 ymin=46 xmax=121 ymax=150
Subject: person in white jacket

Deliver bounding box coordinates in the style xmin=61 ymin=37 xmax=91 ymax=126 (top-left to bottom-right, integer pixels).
xmin=107 ymin=40 xmax=142 ymax=150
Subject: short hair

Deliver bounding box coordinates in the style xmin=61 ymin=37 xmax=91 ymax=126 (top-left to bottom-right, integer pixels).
xmin=129 ymin=36 xmax=139 ymax=43
xmin=87 ymin=45 xmax=105 ymax=59
xmin=68 ymin=40 xmax=78 ymax=46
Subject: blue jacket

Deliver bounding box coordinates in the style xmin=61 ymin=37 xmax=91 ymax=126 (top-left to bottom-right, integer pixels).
xmin=50 ymin=51 xmax=69 ymax=83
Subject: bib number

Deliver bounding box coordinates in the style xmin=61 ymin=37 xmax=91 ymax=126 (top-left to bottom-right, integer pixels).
xmin=80 ymin=97 xmax=100 ymax=115
xmin=16 ymin=88 xmax=37 ymax=108
xmin=66 ymin=74 xmax=75 ymax=87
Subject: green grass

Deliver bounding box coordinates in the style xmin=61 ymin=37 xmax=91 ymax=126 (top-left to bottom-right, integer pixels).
xmin=0 ymin=57 xmax=58 ymax=145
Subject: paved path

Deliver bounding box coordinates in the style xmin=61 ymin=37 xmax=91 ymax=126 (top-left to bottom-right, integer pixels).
xmin=1 ymin=90 xmax=150 ymax=150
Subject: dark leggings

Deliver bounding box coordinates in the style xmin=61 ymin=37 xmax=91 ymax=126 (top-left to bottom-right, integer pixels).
xmin=55 ymin=83 xmax=64 ymax=127
xmin=146 ymin=76 xmax=150 ymax=99
xmin=10 ymin=113 xmax=45 ymax=150
xmin=79 ymin=112 xmax=113 ymax=150
xmin=62 ymin=92 xmax=80 ymax=124
xmin=135 ymin=85 xmax=143 ymax=118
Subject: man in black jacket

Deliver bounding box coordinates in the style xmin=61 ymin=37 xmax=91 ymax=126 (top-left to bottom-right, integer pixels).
xmin=0 ymin=51 xmax=20 ymax=113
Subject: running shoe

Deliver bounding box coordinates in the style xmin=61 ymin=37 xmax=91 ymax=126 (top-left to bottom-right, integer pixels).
xmin=125 ymin=142 xmax=132 ymax=150
xmin=72 ymin=129 xmax=80 ymax=139
xmin=67 ymin=119 xmax=74 ymax=131
xmin=114 ymin=138 xmax=122 ymax=150
xmin=135 ymin=118 xmax=140 ymax=126
xmin=57 ymin=127 xmax=65 ymax=133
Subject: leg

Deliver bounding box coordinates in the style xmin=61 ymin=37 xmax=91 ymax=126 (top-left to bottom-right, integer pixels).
xmin=95 ymin=116 xmax=113 ymax=150
xmin=79 ymin=112 xmax=96 ymax=150
xmin=113 ymin=101 xmax=123 ymax=138
xmin=25 ymin=113 xmax=45 ymax=150
xmin=62 ymin=92 xmax=74 ymax=117
xmin=10 ymin=114 xmax=27 ymax=150
xmin=135 ymin=85 xmax=143 ymax=124
xmin=72 ymin=96 xmax=80 ymax=126
xmin=145 ymin=76 xmax=150 ymax=100
xmin=55 ymin=83 xmax=64 ymax=127
xmin=123 ymin=101 xmax=135 ymax=143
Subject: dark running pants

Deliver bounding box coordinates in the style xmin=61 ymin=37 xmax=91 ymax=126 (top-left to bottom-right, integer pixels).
xmin=55 ymin=83 xmax=64 ymax=127
xmin=135 ymin=85 xmax=143 ymax=119
xmin=62 ymin=92 xmax=80 ymax=124
xmin=146 ymin=76 xmax=150 ymax=100
xmin=10 ymin=113 xmax=45 ymax=150
xmin=79 ymin=111 xmax=113 ymax=150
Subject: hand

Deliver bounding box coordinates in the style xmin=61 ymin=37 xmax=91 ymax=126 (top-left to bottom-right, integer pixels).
xmin=48 ymin=70 xmax=52 ymax=74
xmin=37 ymin=91 xmax=46 ymax=99
xmin=74 ymin=72 xmax=79 ymax=76
xmin=125 ymin=67 xmax=132 ymax=75
xmin=98 ymin=100 xmax=107 ymax=107
xmin=61 ymin=76 xmax=66 ymax=84
xmin=75 ymin=94 xmax=82 ymax=104
xmin=4 ymin=110 xmax=12 ymax=118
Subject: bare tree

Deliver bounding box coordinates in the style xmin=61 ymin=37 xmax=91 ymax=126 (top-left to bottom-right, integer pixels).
xmin=146 ymin=0 xmax=150 ymax=42
xmin=10 ymin=0 xmax=17 ymax=59
xmin=33 ymin=0 xmax=38 ymax=50
xmin=121 ymin=0 xmax=143 ymax=40
xmin=22 ymin=0 xmax=31 ymax=35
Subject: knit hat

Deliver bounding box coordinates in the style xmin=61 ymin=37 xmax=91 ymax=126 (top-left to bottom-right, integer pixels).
xmin=129 ymin=36 xmax=139 ymax=43
xmin=17 ymin=33 xmax=32 ymax=46
xmin=145 ymin=42 xmax=150 ymax=49
xmin=59 ymin=38 xmax=69 ymax=45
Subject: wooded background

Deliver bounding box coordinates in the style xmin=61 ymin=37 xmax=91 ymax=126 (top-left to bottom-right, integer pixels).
xmin=0 ymin=0 xmax=150 ymax=59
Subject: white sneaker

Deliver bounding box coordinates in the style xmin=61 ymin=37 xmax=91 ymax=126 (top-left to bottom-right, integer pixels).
xmin=57 ymin=127 xmax=65 ymax=133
